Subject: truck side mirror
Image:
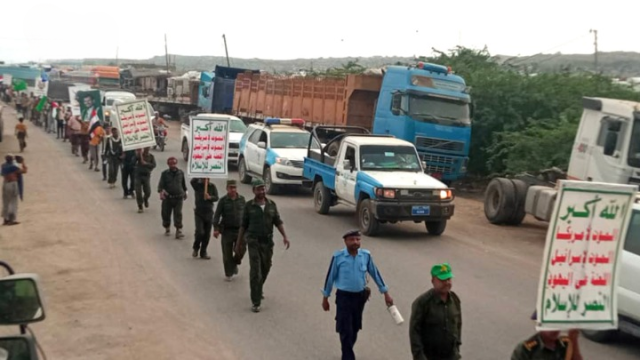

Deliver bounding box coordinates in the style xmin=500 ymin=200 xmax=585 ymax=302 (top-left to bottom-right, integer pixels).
xmin=0 ymin=275 xmax=45 ymax=325
xmin=421 ymin=161 xmax=427 ymax=170
xmin=257 ymin=141 xmax=266 ymax=149
xmin=0 ymin=336 xmax=39 ymax=360
xmin=342 ymin=159 xmax=351 ymax=169
xmin=391 ymin=93 xmax=402 ymax=116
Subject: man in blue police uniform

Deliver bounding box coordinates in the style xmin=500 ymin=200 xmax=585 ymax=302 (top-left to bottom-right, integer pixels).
xmin=322 ymin=229 xmax=394 ymax=360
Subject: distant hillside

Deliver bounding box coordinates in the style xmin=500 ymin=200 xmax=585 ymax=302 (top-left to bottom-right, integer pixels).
xmin=48 ymin=51 xmax=640 ymax=77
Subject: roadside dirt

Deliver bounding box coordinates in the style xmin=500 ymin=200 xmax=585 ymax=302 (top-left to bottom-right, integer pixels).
xmin=0 ymin=104 xmax=237 ymax=360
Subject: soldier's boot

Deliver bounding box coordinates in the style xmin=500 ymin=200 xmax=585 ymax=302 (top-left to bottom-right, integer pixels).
xmin=164 ymin=227 xmax=171 ymax=236
xmin=175 ymin=229 xmax=184 ymax=239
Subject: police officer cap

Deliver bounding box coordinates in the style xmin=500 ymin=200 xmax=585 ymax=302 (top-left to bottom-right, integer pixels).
xmin=342 ymin=229 xmax=361 ymax=239
xmin=226 ymin=179 xmax=237 ymax=187
xmin=252 ymin=178 xmax=265 ymax=188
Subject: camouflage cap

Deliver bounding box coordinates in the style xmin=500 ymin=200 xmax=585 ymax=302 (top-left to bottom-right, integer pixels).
xmin=252 ymin=178 xmax=265 ymax=189
xmin=226 ymin=179 xmax=237 ymax=187
xmin=431 ymin=263 xmax=454 ymax=281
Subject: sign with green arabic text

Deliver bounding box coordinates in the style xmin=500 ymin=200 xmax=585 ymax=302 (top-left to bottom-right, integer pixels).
xmin=535 ymin=181 xmax=636 ymax=330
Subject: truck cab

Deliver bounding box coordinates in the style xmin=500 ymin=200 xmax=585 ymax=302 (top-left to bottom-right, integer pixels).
xmin=304 ymin=126 xmax=455 ymax=236
xmin=372 ymin=63 xmax=472 ymax=183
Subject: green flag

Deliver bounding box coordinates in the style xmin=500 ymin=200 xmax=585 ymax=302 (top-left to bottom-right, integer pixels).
xmin=36 ymin=96 xmax=47 ymax=112
xmin=12 ymin=78 xmax=27 ymax=91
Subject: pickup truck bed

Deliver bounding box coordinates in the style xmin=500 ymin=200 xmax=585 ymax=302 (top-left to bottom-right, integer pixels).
xmin=308 ymin=148 xmax=336 ymax=166
xmin=303 ymin=156 xmax=337 ymax=190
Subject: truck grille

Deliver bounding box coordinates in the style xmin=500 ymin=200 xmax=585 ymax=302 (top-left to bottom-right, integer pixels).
xmin=397 ymin=189 xmax=439 ymax=201
xmin=424 ymin=164 xmax=453 ymax=174
xmin=415 ymin=137 xmax=464 ymax=152
xmin=289 ymin=160 xmax=304 ymax=168
xmin=422 ymin=154 xmax=455 ymax=165
xmin=229 ymin=143 xmax=239 ymax=149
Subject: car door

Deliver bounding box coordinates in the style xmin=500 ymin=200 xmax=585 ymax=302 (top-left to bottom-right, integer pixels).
xmin=255 ymin=130 xmax=268 ymax=172
xmin=335 ymin=144 xmax=358 ymax=205
xmin=245 ymin=129 xmax=262 ymax=173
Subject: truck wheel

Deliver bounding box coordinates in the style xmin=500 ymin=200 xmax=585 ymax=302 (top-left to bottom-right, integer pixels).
xmin=425 ymin=220 xmax=447 ymax=235
xmin=358 ymin=199 xmax=380 ymax=236
xmin=314 ymin=182 xmax=331 ymax=214
xmin=505 ymin=179 xmax=527 ymax=225
xmin=238 ymin=158 xmax=252 ymax=184
xmin=581 ymin=329 xmax=619 ymax=343
xmin=181 ymin=139 xmax=189 ymax=162
xmin=484 ymin=178 xmax=517 ymax=225
xmin=264 ymin=168 xmax=278 ymax=195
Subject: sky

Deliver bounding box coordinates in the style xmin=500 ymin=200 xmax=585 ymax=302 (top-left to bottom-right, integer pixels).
xmin=1 ymin=0 xmax=638 ymax=63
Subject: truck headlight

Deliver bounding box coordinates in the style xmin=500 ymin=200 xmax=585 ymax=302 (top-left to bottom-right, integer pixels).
xmin=275 ymin=157 xmax=292 ymax=166
xmin=375 ymin=188 xmax=396 ymax=199
xmin=437 ymin=189 xmax=453 ymax=200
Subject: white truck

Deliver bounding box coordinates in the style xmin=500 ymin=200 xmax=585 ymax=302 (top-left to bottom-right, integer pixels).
xmin=303 ymin=126 xmax=455 ymax=236
xmin=181 ymin=113 xmax=248 ymax=166
xmin=484 ymin=97 xmax=640 ymax=342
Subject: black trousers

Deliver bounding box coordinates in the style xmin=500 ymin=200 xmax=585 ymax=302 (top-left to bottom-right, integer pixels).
xmin=56 ymin=120 xmax=65 ymax=138
xmin=121 ymin=166 xmax=134 ymax=196
xmin=335 ymin=290 xmax=367 ymax=360
xmin=162 ymin=197 xmax=183 ymax=229
xmin=193 ymin=209 xmax=213 ymax=255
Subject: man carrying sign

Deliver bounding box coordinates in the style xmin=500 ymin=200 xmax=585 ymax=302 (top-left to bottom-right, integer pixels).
xmin=511 ymin=311 xmax=583 ymax=360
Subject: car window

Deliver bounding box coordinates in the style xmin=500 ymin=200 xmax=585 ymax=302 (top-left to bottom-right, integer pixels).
xmin=248 ymin=129 xmax=262 ymax=144
xmin=230 ymin=120 xmax=247 ymax=133
xmin=624 ymin=209 xmax=640 ymax=256
xmin=270 ymin=132 xmax=319 ymax=149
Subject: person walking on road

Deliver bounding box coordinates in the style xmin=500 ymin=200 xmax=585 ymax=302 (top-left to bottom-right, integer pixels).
xmin=510 ymin=311 xmax=583 ymax=360
xmin=121 ymin=149 xmax=136 ymax=199
xmin=88 ymin=121 xmax=105 ymax=172
xmin=213 ymin=179 xmax=246 ymax=281
xmin=68 ymin=115 xmax=82 ymax=156
xmin=14 ymin=117 xmax=27 ymax=152
xmin=134 ymin=147 xmax=156 ymax=213
xmin=2 ymin=154 xmax=27 ymax=225
xmin=103 ymin=127 xmax=123 ymax=189
xmin=79 ymin=120 xmax=91 ymax=164
xmin=235 ymin=179 xmax=290 ymax=313
xmin=409 ymin=263 xmax=462 ymax=360
xmin=157 ymin=156 xmax=187 ymax=239
xmin=55 ymin=105 xmax=65 ymax=139
xmin=322 ymin=230 xmax=394 ymax=360
xmin=190 ymin=177 xmax=219 ymax=259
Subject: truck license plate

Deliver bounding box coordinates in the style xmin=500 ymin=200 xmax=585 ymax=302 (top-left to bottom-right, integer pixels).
xmin=412 ymin=205 xmax=431 ymax=216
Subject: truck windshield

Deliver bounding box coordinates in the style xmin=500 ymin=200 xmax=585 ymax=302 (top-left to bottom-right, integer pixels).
xmin=360 ymin=145 xmax=421 ymax=171
xmin=625 ymin=209 xmax=640 ymax=256
xmin=408 ymin=94 xmax=470 ymax=126
xmin=229 ymin=120 xmax=248 ymax=133
xmin=271 ymin=132 xmax=320 ymax=149
xmin=628 ymin=117 xmax=640 ymax=168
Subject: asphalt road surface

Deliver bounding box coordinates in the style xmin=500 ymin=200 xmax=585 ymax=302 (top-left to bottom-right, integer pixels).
xmin=5 ymin=115 xmax=640 ymax=359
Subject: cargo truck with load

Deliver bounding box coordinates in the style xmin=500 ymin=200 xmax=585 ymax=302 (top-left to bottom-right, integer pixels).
xmin=303 ymin=125 xmax=455 ymax=236
xmin=483 ymin=97 xmax=640 ymax=342
xmin=233 ymin=62 xmax=473 ymax=184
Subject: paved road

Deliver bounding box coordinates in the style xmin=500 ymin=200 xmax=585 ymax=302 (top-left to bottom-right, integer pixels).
xmin=4 ymin=113 xmax=640 ymax=359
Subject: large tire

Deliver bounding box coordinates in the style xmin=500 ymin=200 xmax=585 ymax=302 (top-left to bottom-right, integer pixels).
xmin=314 ymin=182 xmax=331 ymax=214
xmin=238 ymin=158 xmax=252 ymax=184
xmin=181 ymin=139 xmax=189 ymax=161
xmin=484 ymin=178 xmax=517 ymax=225
xmin=358 ymin=199 xmax=380 ymax=236
xmin=425 ymin=220 xmax=447 ymax=236
xmin=264 ymin=167 xmax=278 ymax=195
xmin=505 ymin=179 xmax=527 ymax=225
xmin=581 ymin=329 xmax=619 ymax=343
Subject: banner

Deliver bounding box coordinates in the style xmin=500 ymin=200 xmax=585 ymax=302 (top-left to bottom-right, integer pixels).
xmin=2 ymin=74 xmax=12 ymax=86
xmin=535 ymin=181 xmax=636 ymax=331
xmin=187 ymin=117 xmax=229 ymax=179
xmin=77 ymin=90 xmax=103 ymax=124
xmin=68 ymin=85 xmax=91 ymax=116
xmin=113 ymin=99 xmax=156 ymax=151
xmin=33 ymin=76 xmax=48 ymax=97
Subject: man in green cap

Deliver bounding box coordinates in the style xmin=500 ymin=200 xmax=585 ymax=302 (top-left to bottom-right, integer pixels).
xmin=409 ymin=262 xmax=462 ymax=360
xmin=213 ymin=179 xmax=246 ymax=280
xmin=510 ymin=311 xmax=583 ymax=360
xmin=235 ymin=178 xmax=290 ymax=313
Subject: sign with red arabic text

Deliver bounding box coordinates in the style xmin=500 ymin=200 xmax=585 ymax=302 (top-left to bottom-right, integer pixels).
xmin=187 ymin=117 xmax=229 ymax=178
xmin=113 ymin=99 xmax=156 ymax=151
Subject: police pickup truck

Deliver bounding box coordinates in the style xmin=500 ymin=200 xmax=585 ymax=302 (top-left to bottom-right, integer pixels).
xmin=303 ymin=126 xmax=455 ymax=236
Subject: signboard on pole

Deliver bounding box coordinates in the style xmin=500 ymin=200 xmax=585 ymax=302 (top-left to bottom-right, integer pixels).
xmin=187 ymin=116 xmax=229 ymax=179
xmin=2 ymin=74 xmax=12 ymax=86
xmin=68 ymin=85 xmax=91 ymax=116
xmin=113 ymin=99 xmax=156 ymax=151
xmin=33 ymin=76 xmax=48 ymax=97
xmin=535 ymin=181 xmax=636 ymax=331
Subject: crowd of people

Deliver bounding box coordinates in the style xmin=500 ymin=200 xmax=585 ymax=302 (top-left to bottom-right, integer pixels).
xmin=0 ymin=88 xmax=587 ymax=360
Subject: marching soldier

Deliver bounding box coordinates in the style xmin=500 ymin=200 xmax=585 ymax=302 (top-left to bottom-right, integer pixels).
xmin=213 ymin=179 xmax=246 ymax=281
xmin=235 ymin=179 xmax=290 ymax=313
xmin=157 ymin=156 xmax=187 ymax=239
xmin=133 ymin=147 xmax=156 ymax=213
xmin=190 ymin=178 xmax=219 ymax=259
xmin=409 ymin=263 xmax=462 ymax=360
xmin=510 ymin=311 xmax=583 ymax=360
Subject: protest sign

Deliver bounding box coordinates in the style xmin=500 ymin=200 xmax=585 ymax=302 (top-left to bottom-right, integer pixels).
xmin=187 ymin=116 xmax=229 ymax=178
xmin=68 ymin=85 xmax=91 ymax=116
xmin=33 ymin=76 xmax=48 ymax=97
xmin=77 ymin=90 xmax=103 ymax=124
xmin=535 ymin=181 xmax=636 ymax=331
xmin=113 ymin=99 xmax=156 ymax=151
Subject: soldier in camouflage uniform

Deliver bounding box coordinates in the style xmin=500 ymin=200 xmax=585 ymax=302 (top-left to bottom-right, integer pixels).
xmin=157 ymin=156 xmax=187 ymax=239
xmin=235 ymin=178 xmax=290 ymax=313
xmin=510 ymin=311 xmax=583 ymax=360
xmin=213 ymin=179 xmax=246 ymax=281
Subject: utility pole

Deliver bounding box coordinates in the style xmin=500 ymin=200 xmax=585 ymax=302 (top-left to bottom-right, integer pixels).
xmin=222 ymin=34 xmax=231 ymax=67
xmin=164 ymin=33 xmax=170 ymax=74
xmin=115 ymin=46 xmax=119 ymax=67
xmin=590 ymin=29 xmax=598 ymax=73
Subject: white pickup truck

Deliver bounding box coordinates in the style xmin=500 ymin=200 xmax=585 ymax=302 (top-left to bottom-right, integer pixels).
xmin=303 ymin=126 xmax=455 ymax=236
xmin=181 ymin=113 xmax=248 ymax=165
